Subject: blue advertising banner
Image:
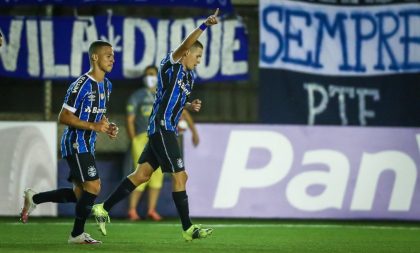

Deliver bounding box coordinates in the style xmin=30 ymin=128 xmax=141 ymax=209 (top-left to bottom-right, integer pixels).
xmin=0 ymin=14 xmax=248 ymax=81
xmin=259 ymin=0 xmax=420 ymax=127
xmin=0 ymin=0 xmax=233 ymax=12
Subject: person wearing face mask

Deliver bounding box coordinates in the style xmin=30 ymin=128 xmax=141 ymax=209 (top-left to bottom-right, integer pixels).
xmin=125 ymin=65 xmax=163 ymax=221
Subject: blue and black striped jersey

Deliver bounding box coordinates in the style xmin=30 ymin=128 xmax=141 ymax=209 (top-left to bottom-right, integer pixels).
xmin=60 ymin=74 xmax=112 ymax=158
xmin=147 ymin=53 xmax=195 ymax=135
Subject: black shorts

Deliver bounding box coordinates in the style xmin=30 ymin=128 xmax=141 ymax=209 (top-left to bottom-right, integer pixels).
xmin=138 ymin=128 xmax=185 ymax=173
xmin=65 ymin=152 xmax=99 ymax=182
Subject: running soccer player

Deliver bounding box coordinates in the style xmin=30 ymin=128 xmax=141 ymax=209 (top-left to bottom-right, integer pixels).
xmin=92 ymin=9 xmax=220 ymax=241
xmin=20 ymin=40 xmax=118 ymax=244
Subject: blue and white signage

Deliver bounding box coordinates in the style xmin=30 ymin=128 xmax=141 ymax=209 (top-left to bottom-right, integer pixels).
xmin=259 ymin=0 xmax=420 ymax=76
xmin=0 ymin=15 xmax=248 ymax=81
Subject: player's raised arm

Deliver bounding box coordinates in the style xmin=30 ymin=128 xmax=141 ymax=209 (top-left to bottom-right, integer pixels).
xmin=171 ymin=8 xmax=219 ymax=62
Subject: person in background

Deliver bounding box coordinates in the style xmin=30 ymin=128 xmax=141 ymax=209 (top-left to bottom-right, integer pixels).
xmin=126 ymin=65 xmax=163 ymax=221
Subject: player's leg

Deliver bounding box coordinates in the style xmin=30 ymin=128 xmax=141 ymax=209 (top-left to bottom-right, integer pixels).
xmin=20 ymin=160 xmax=81 ymax=223
xmin=92 ymin=140 xmax=158 ymax=235
xmin=20 ymin=188 xmax=78 ymax=223
xmin=151 ymin=129 xmax=213 ymax=240
xmin=171 ymin=171 xmax=213 ymax=241
xmin=92 ymin=162 xmax=154 ymax=235
xmin=66 ymin=153 xmax=101 ymax=244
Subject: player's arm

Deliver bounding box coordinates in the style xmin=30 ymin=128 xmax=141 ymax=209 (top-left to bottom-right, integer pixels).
xmin=171 ymin=8 xmax=219 ymax=62
xmin=182 ymin=110 xmax=199 ymax=147
xmin=58 ymin=107 xmax=109 ymax=133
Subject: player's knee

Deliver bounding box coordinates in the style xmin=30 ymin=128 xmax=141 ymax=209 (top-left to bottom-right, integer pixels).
xmin=83 ymin=181 xmax=101 ymax=195
xmin=172 ymin=171 xmax=188 ymax=189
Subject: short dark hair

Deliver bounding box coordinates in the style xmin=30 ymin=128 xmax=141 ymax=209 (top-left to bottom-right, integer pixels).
xmin=0 ymin=32 xmax=2 ymax=37
xmin=88 ymin=40 xmax=112 ymax=59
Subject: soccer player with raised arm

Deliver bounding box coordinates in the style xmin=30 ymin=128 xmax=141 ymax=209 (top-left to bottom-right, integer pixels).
xmin=20 ymin=40 xmax=119 ymax=244
xmin=92 ymin=9 xmax=220 ymax=241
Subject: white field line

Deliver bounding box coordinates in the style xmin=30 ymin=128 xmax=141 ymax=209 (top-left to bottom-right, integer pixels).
xmin=5 ymin=222 xmax=420 ymax=230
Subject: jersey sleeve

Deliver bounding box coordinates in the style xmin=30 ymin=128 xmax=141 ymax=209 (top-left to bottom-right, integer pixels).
xmin=63 ymin=76 xmax=89 ymax=113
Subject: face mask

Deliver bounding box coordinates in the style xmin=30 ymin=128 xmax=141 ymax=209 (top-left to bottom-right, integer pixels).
xmin=144 ymin=75 xmax=157 ymax=88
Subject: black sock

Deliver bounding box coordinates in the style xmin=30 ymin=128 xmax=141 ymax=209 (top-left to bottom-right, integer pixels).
xmin=71 ymin=191 xmax=97 ymax=237
xmin=103 ymin=178 xmax=136 ymax=212
xmin=32 ymin=188 xmax=77 ymax=204
xmin=172 ymin=191 xmax=192 ymax=231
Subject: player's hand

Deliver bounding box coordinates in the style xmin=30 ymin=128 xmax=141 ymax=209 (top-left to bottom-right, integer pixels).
xmin=189 ymin=99 xmax=202 ymax=112
xmin=93 ymin=116 xmax=110 ymax=133
xmin=205 ymin=8 xmax=219 ymax=26
xmin=107 ymin=122 xmax=119 ymax=140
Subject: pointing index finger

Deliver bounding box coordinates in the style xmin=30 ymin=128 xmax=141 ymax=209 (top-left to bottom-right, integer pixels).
xmin=214 ymin=8 xmax=219 ymax=17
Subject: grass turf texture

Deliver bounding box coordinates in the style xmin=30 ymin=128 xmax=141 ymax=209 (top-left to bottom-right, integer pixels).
xmin=1 ymin=217 xmax=420 ymax=253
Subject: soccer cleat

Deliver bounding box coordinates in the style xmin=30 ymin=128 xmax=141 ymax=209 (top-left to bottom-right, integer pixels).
xmin=20 ymin=188 xmax=38 ymax=223
xmin=182 ymin=224 xmax=214 ymax=241
xmin=92 ymin=203 xmax=110 ymax=236
xmin=68 ymin=232 xmax=102 ymax=244
xmin=147 ymin=210 xmax=162 ymax=221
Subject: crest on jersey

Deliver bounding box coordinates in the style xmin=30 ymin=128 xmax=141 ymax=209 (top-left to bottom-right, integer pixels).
xmin=177 ymin=158 xmax=184 ymax=168
xmin=87 ymin=166 xmax=97 ymax=177
xmin=100 ymin=93 xmax=105 ymax=100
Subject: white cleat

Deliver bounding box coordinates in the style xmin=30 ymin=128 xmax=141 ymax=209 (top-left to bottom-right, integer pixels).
xmin=20 ymin=188 xmax=37 ymax=223
xmin=68 ymin=232 xmax=102 ymax=244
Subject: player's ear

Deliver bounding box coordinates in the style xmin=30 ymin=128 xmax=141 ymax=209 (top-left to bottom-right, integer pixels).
xmin=184 ymin=49 xmax=190 ymax=57
xmin=91 ymin=53 xmax=98 ymax=62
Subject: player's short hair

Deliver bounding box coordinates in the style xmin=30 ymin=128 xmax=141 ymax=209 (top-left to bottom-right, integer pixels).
xmin=88 ymin=40 xmax=112 ymax=59
xmin=190 ymin=40 xmax=203 ymax=51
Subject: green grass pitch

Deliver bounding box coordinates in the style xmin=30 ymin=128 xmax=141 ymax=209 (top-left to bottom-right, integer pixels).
xmin=1 ymin=217 xmax=420 ymax=253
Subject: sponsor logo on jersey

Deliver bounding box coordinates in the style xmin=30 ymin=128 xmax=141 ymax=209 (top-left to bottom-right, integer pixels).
xmin=92 ymin=107 xmax=107 ymax=114
xmin=84 ymin=106 xmax=106 ymax=114
xmin=72 ymin=75 xmax=87 ymax=93
xmin=178 ymin=79 xmax=191 ymax=96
